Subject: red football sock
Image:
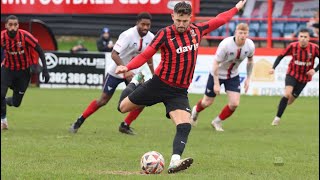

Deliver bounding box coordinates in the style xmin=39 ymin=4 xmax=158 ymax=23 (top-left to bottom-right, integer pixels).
xmin=124 ymin=107 xmax=144 ymax=126
xmin=218 ymin=105 xmax=235 ymax=120
xmin=82 ymin=100 xmax=99 ymax=119
xmin=196 ymin=99 xmax=205 ymax=112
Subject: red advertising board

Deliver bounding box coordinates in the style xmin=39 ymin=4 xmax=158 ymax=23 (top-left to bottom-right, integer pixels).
xmin=1 ymin=0 xmax=199 ymax=14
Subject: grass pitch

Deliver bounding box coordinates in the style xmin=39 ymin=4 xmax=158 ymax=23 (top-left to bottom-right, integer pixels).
xmin=1 ymin=88 xmax=319 ymax=179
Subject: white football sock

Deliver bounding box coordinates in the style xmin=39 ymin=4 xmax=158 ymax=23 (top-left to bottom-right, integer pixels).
xmin=213 ymin=116 xmax=221 ymax=123
xmin=170 ymin=154 xmax=181 ymax=164
xmin=1 ymin=117 xmax=7 ymax=123
xmin=274 ymin=116 xmax=280 ymax=121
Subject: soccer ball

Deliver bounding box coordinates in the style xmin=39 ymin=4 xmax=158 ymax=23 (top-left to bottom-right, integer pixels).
xmin=140 ymin=151 xmax=165 ymax=174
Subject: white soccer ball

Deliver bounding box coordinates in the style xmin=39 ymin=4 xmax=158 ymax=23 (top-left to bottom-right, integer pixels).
xmin=140 ymin=151 xmax=165 ymax=174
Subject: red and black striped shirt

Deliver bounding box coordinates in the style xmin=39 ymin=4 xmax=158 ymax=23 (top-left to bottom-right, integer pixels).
xmin=126 ymin=7 xmax=239 ymax=88
xmin=280 ymin=42 xmax=319 ymax=83
xmin=1 ymin=29 xmax=38 ymax=71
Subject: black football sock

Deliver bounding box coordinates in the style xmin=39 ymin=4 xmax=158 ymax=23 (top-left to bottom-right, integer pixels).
xmin=6 ymin=97 xmax=13 ymax=106
xmin=1 ymin=100 xmax=6 ymax=119
xmin=75 ymin=116 xmax=85 ymax=128
xmin=118 ymin=83 xmax=137 ymax=112
xmin=172 ymin=123 xmax=192 ymax=156
xmin=276 ymin=97 xmax=288 ymax=118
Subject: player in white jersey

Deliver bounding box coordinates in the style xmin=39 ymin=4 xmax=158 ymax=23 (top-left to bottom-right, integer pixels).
xmin=69 ymin=12 xmax=154 ymax=134
xmin=190 ymin=23 xmax=255 ymax=131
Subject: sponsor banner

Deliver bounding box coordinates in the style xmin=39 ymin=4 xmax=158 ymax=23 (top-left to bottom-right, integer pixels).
xmin=39 ymin=51 xmax=106 ymax=88
xmin=1 ymin=0 xmax=198 ymax=14
xmin=189 ymin=55 xmax=319 ymax=97
xmin=40 ymin=52 xmax=319 ymax=97
xmin=114 ymin=53 xmax=319 ymax=97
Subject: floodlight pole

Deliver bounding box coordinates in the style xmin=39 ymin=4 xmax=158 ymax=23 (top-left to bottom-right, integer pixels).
xmin=267 ymin=0 xmax=273 ymax=48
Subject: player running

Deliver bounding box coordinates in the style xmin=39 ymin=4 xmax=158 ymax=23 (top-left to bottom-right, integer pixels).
xmin=190 ymin=23 xmax=255 ymax=131
xmin=270 ymin=28 xmax=319 ymax=126
xmin=1 ymin=15 xmax=50 ymax=130
xmin=69 ymin=12 xmax=154 ymax=134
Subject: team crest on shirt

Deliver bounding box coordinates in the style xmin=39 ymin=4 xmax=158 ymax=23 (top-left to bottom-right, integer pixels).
xmin=17 ymin=41 xmax=22 ymax=47
xmin=229 ymin=52 xmax=234 ymax=56
xmin=308 ymin=53 xmax=312 ymax=59
xmin=190 ymin=29 xmax=197 ymax=37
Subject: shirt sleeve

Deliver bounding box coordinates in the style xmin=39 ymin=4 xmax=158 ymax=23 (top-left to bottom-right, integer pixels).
xmin=23 ymin=30 xmax=38 ymax=48
xmin=113 ymin=32 xmax=129 ymax=54
xmin=149 ymin=29 xmax=166 ymax=50
xmin=1 ymin=31 xmax=4 ymax=48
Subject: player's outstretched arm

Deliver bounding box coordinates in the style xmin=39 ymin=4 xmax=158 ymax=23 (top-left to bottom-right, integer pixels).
xmin=202 ymin=0 xmax=247 ymax=34
xmin=125 ymin=46 xmax=157 ymax=71
xmin=269 ymin=55 xmax=285 ymax=74
xmin=34 ymin=44 xmax=50 ymax=83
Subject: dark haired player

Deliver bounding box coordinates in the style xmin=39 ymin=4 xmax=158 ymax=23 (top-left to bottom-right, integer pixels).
xmin=1 ymin=15 xmax=50 ymax=130
xmin=115 ymin=0 xmax=247 ymax=174
xmin=270 ymin=28 xmax=319 ymax=126
xmin=70 ymin=12 xmax=154 ymax=134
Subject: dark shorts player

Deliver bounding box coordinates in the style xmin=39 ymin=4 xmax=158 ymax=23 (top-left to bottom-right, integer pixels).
xmin=270 ymin=28 xmax=319 ymax=126
xmin=69 ymin=13 xmax=154 ymax=135
xmin=1 ymin=15 xmax=50 ymax=130
xmin=115 ymin=0 xmax=247 ymax=174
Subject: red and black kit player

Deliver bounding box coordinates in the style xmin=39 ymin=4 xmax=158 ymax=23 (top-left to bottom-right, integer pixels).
xmin=270 ymin=28 xmax=319 ymax=126
xmin=115 ymin=0 xmax=247 ymax=174
xmin=1 ymin=15 xmax=50 ymax=130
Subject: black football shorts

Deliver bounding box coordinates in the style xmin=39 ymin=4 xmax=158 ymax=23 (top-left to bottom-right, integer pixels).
xmin=285 ymin=75 xmax=307 ymax=98
xmin=128 ymin=75 xmax=191 ymax=118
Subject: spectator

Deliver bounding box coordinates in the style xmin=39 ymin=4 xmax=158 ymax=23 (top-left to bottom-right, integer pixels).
xmin=96 ymin=27 xmax=114 ymax=52
xmin=291 ymin=10 xmax=319 ymax=38
xmin=307 ymin=10 xmax=319 ymax=37
xmin=70 ymin=42 xmax=88 ymax=53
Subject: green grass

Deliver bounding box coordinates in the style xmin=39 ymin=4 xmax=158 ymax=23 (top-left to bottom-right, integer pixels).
xmin=56 ymin=36 xmax=99 ymax=52
xmin=1 ymin=88 xmax=319 ymax=179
